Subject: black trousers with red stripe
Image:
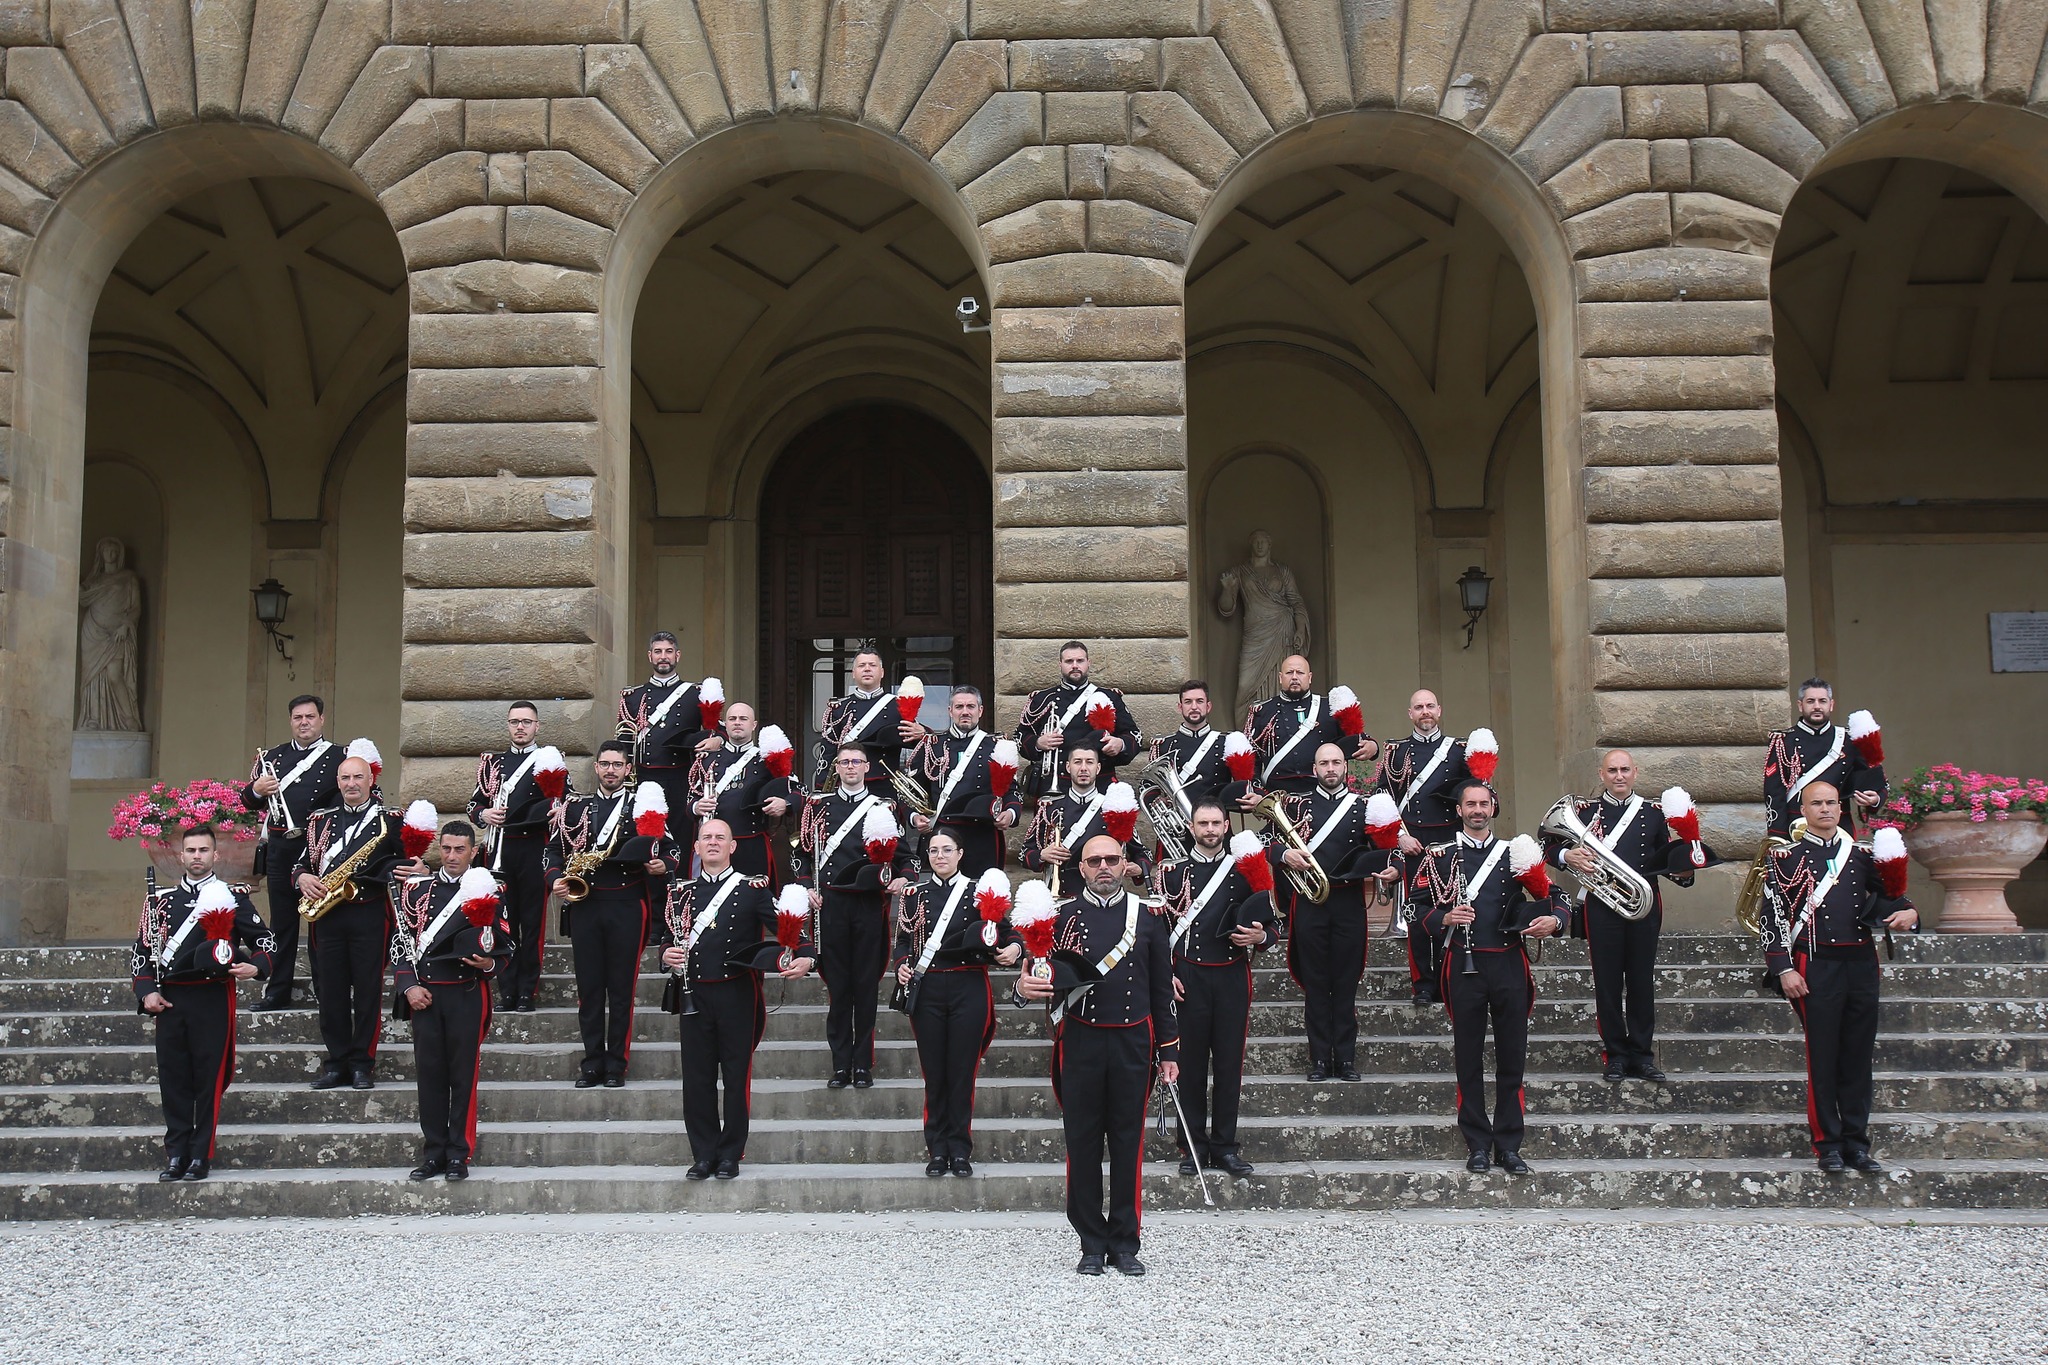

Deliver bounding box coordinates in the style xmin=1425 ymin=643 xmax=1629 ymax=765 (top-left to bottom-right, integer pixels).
xmin=310 ymin=896 xmax=390 ymax=1072
xmin=495 ymin=833 xmax=548 ymax=1008
xmin=909 ymin=967 xmax=996 ymax=1160
xmin=570 ymin=889 xmax=648 ymax=1079
xmin=679 ymin=974 xmax=766 ymax=1165
xmin=936 ymin=819 xmax=1005 ymax=880
xmin=1052 ymin=1020 xmax=1153 ymax=1256
xmin=153 ymin=981 xmax=237 ymax=1162
xmin=1287 ymin=881 xmax=1370 ymax=1070
xmin=1444 ymin=947 xmax=1533 ymax=1155
xmin=1584 ymin=899 xmax=1662 ymax=1068
xmin=819 ymin=890 xmax=890 ymax=1075
xmin=259 ymin=832 xmax=313 ymax=1005
xmin=1791 ymin=947 xmax=1882 ymax=1157
xmin=412 ymin=978 xmax=491 ymax=1165
xmin=1175 ymin=959 xmax=1252 ymax=1158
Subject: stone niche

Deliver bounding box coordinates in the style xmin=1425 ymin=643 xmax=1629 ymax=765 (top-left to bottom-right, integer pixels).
xmin=1201 ymin=449 xmax=1329 ymax=722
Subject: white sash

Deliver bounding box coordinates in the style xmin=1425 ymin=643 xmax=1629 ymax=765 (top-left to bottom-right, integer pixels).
xmin=685 ymin=873 xmax=749 ymax=955
xmin=276 ymin=741 xmax=332 ymax=798
xmin=1462 ymin=839 xmax=1511 ymax=898
xmin=934 ymin=731 xmax=988 ymax=814
xmin=590 ymin=790 xmax=631 ymax=849
xmin=1262 ymin=695 xmax=1323 ymax=781
xmin=1052 ymin=895 xmax=1142 ymax=1026
xmin=644 ymin=679 xmax=696 ymax=734
xmin=1169 ymin=857 xmax=1238 ymax=951
xmin=1785 ymin=726 xmax=1848 ymax=802
xmin=1792 ymin=836 xmax=1854 ymax=940
xmin=1305 ymin=792 xmax=1361 ymax=856
xmin=416 ymin=885 xmax=472 ymax=961
xmin=713 ymin=746 xmax=759 ymax=796
xmin=1057 ymin=790 xmax=1106 ymax=849
xmin=1398 ymin=735 xmax=1456 ymax=814
xmin=1594 ymin=795 xmax=1644 ymax=851
xmin=497 ymin=748 xmax=542 ymax=805
xmin=1056 ymin=683 xmax=1104 ymax=729
xmin=913 ymin=878 xmax=973 ymax=975
xmin=818 ymin=793 xmax=880 ymax=871
xmin=1175 ymin=729 xmax=1220 ymax=784
xmin=321 ymin=806 xmax=385 ymax=874
xmin=157 ymin=881 xmax=220 ymax=968
xmin=842 ymin=692 xmax=899 ymax=744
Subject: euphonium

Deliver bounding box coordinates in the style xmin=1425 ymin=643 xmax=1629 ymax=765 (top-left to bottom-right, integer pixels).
xmin=1251 ymin=792 xmax=1329 ymax=905
xmin=1735 ymin=817 xmax=1805 ymax=935
xmin=298 ymin=819 xmax=388 ymax=922
xmin=1538 ymin=795 xmax=1657 ymax=921
xmin=1138 ymin=762 xmax=1194 ymax=863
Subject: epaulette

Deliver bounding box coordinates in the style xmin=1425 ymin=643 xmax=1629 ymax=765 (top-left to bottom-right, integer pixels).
xmin=307 ymin=804 xmax=340 ymax=821
xmin=1768 ymin=841 xmax=1802 ymax=861
xmin=1427 ymin=839 xmax=1457 ymax=855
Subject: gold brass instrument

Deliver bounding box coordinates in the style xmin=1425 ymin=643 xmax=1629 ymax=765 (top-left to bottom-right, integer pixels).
xmin=1735 ymin=817 xmax=1806 ymax=934
xmin=298 ymin=816 xmax=388 ymax=922
xmin=1251 ymin=792 xmax=1329 ymax=905
xmin=560 ymin=818 xmax=627 ymax=903
xmin=883 ymin=763 xmax=938 ymax=822
xmin=1537 ymin=796 xmax=1657 ymax=921
xmin=1046 ymin=817 xmax=1066 ymax=899
xmin=1138 ymin=762 xmax=1194 ymax=863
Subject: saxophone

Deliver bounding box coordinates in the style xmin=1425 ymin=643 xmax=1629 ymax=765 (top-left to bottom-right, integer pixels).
xmin=560 ymin=820 xmax=626 ymax=902
xmin=298 ymin=814 xmax=389 ymax=922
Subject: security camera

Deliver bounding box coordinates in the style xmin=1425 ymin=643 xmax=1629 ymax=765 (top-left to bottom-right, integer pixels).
xmin=956 ymin=295 xmax=990 ymax=334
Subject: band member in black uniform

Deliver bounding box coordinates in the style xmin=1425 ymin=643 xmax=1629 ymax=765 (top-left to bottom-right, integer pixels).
xmin=242 ymin=693 xmax=341 ymax=1011
xmin=615 ymin=629 xmax=723 ymax=841
xmin=467 ymin=702 xmax=565 ymax=1012
xmin=1762 ymin=782 xmax=1918 ymax=1174
xmin=132 ymin=825 xmax=275 ymax=1182
xmin=1018 ymin=834 xmax=1179 ymax=1277
xmin=1543 ymin=751 xmax=1704 ymax=1084
xmin=1147 ymin=680 xmax=1234 ymax=809
xmin=905 ymin=685 xmax=1021 ymax=880
xmin=544 ymin=742 xmax=676 ymax=1088
xmin=1156 ymin=802 xmax=1278 ymax=1178
xmin=796 ymin=745 xmax=914 ymax=1088
xmin=1377 ymin=689 xmax=1476 ymax=1006
xmin=1764 ymin=678 xmax=1887 ymax=837
xmin=1014 ymin=640 xmax=1142 ymax=800
xmin=892 ymin=833 xmax=1021 ymax=1175
xmin=690 ymin=702 xmax=797 ymax=883
xmin=293 ymin=746 xmax=406 ymax=1091
xmin=392 ymin=824 xmax=510 ymax=1181
xmin=1277 ymin=744 xmax=1402 ymax=1082
xmin=659 ymin=819 xmax=816 ymax=1180
xmin=814 ymin=648 xmax=921 ymax=797
xmin=1414 ymin=780 xmax=1564 ymax=1174
xmin=1237 ymin=655 xmax=1378 ymax=801
xmin=1021 ymin=744 xmax=1150 ymax=884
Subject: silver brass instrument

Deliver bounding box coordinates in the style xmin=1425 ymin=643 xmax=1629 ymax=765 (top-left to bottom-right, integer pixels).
xmin=1537 ymin=796 xmax=1656 ymax=922
xmin=1736 ymin=817 xmax=1806 ymax=935
xmin=1138 ymin=762 xmax=1194 ymax=863
xmin=257 ymin=752 xmax=295 ymax=836
xmin=1251 ymin=792 xmax=1329 ymax=905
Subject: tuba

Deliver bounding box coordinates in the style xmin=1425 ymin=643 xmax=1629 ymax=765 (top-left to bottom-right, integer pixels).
xmin=1735 ymin=818 xmax=1805 ymax=934
xmin=1251 ymin=792 xmax=1329 ymax=904
xmin=1538 ymin=796 xmax=1656 ymax=921
xmin=1137 ymin=762 xmax=1194 ymax=863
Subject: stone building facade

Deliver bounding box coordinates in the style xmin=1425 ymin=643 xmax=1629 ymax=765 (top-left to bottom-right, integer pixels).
xmin=1 ymin=1 xmax=2044 ymax=942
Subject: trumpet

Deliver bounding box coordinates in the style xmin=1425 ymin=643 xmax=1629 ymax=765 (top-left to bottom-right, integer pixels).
xmin=1735 ymin=817 xmax=1806 ymax=934
xmin=1251 ymin=792 xmax=1329 ymax=904
xmin=1137 ymin=762 xmax=1193 ymax=863
xmin=257 ymin=752 xmax=295 ymax=836
xmin=1537 ymin=795 xmax=1656 ymax=921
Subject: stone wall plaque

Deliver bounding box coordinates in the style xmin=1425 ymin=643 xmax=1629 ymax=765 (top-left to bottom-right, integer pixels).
xmin=1990 ymin=613 xmax=2048 ymax=673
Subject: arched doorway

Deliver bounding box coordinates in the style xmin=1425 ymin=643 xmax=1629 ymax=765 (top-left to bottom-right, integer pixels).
xmin=759 ymin=404 xmax=991 ymax=770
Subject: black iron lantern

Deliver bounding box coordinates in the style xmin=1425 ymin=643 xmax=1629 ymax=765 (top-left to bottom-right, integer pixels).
xmin=252 ymin=577 xmax=296 ymax=676
xmin=1456 ymin=565 xmax=1493 ymax=649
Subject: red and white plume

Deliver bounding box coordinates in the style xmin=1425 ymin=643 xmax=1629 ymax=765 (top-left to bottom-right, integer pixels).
xmin=759 ymin=725 xmax=795 ymax=780
xmin=1848 ymin=710 xmax=1884 ymax=766
xmin=633 ymin=781 xmax=668 ymax=839
xmin=1224 ymin=731 xmax=1256 ymax=783
xmin=988 ymin=738 xmax=1020 ymax=800
xmin=1011 ymin=880 xmax=1057 ymax=960
xmin=1465 ymin=728 xmax=1500 ymax=783
xmin=975 ymin=868 xmax=1012 ymax=925
xmin=1364 ymin=792 xmax=1403 ymax=849
xmin=895 ymin=675 xmax=925 ymax=724
xmin=697 ymin=677 xmax=725 ymax=730
xmin=1508 ymin=834 xmax=1550 ymax=899
xmin=456 ymin=867 xmax=500 ymax=927
xmin=1087 ymin=700 xmax=1116 ymax=733
xmin=196 ymin=880 xmax=237 ymax=940
xmin=1329 ymin=685 xmax=1364 ymax=738
xmin=400 ymin=800 xmax=439 ymax=859
xmin=532 ymin=746 xmax=568 ymax=800
xmin=1231 ymin=829 xmax=1274 ymax=894
xmin=775 ymin=884 xmax=810 ymax=950
xmin=345 ymin=737 xmax=383 ymax=779
xmin=1102 ymin=781 xmax=1139 ymax=844
xmin=1872 ymin=826 xmax=1909 ymax=900
xmin=1661 ymin=785 xmax=1707 ymax=868
xmin=863 ymin=803 xmax=901 ymax=865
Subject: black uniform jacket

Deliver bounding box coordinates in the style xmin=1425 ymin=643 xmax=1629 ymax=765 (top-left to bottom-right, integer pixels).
xmin=1153 ymin=853 xmax=1280 ymax=969
xmin=130 ymin=875 xmax=275 ymax=1004
xmin=617 ymin=677 xmax=716 ymax=768
xmin=891 ymin=873 xmax=1017 ymax=972
xmin=1759 ymin=832 xmax=1915 ymax=978
xmin=1414 ymin=837 xmax=1563 ymax=952
xmin=1375 ymin=732 xmax=1472 ymax=832
xmin=1045 ymin=889 xmax=1179 ymax=1061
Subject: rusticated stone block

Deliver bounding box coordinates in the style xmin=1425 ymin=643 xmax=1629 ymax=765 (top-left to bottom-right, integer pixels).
xmin=1859 ymin=0 xmax=1940 ymax=104
xmin=1478 ymin=32 xmax=1589 ymax=152
xmin=403 ymin=530 xmax=599 ymax=588
xmin=636 ymin=0 xmax=732 ymax=133
xmin=465 ymin=98 xmax=547 ymax=152
xmin=407 ymin=367 xmax=602 ymax=424
xmin=393 ymin=0 xmax=625 ymax=44
xmin=1780 ymin=0 xmax=1898 ymax=124
xmin=694 ymin=0 xmax=772 ymax=120
xmin=994 ymin=361 xmax=1184 ymax=418
xmin=526 ymin=150 xmax=632 ymax=227
xmin=1671 ymin=189 xmax=1780 ymax=255
xmin=900 ymin=41 xmax=1006 ymax=157
xmin=0 ymin=2 xmax=49 ymax=44
xmin=1588 ymin=30 xmax=1743 ymax=84
xmin=282 ymin=0 xmax=389 ymax=138
xmin=1586 ymin=465 xmax=1780 ymax=522
xmin=984 ymin=200 xmax=1087 ymax=265
xmin=992 ymin=306 xmax=1183 ymax=363
xmin=934 ymin=92 xmax=1042 ymax=187
xmin=1622 ymin=84 xmax=1708 ymax=138
xmin=1582 ymin=355 xmax=1775 ymax=410
xmin=548 ymin=97 xmax=656 ymax=192
xmin=860 ymin=0 xmax=960 ymax=132
xmin=1581 ymin=408 xmax=1777 ymax=466
xmin=1513 ymin=85 xmax=1622 ymax=183
xmin=432 ymin=44 xmax=584 ymax=98
xmin=412 ymin=313 xmax=602 ymax=369
xmin=1087 ymin=199 xmax=1191 ymax=261
xmin=401 ymin=755 xmax=495 ymax=809
xmin=506 ymin=204 xmax=610 ymax=270
xmin=0 ymin=101 xmax=79 ymax=195
xmin=1579 ymin=300 xmax=1772 ymax=356
xmin=1565 ymin=192 xmax=1671 ymax=259
xmin=989 ymin=253 xmax=1182 ymax=308
xmin=1212 ymin=0 xmax=1309 ymax=130
xmin=1618 ymin=746 xmax=1765 ymax=804
xmin=1551 ymin=1 xmax=1777 ymax=27
xmin=189 ymin=0 xmax=252 ymax=118
xmin=1131 ymin=90 xmax=1239 ymax=185
xmin=1649 ymin=139 xmax=1692 ymax=190
xmin=382 ymin=151 xmax=489 ymax=231
xmin=995 ymin=637 xmax=1191 ymax=696
xmin=409 ymin=421 xmax=602 ymax=477
xmin=1707 ymin=83 xmax=1823 ymax=176
xmin=993 ymin=415 xmax=1185 ymax=471
xmin=1045 ymin=92 xmax=1128 ymax=146
xmin=1161 ymin=36 xmax=1273 ymax=153
xmin=403 ymin=642 xmax=600 ymax=701
xmin=5 ymin=46 xmax=113 ymax=166
xmin=488 ymin=152 xmax=526 ymax=203
xmin=1576 ymin=246 xmax=1770 ymax=302
xmin=1741 ymin=29 xmax=1857 ymax=144
xmin=1589 ymin=631 xmax=1790 ymax=691
xmin=962 ymin=146 xmax=1067 ymax=223
xmin=970 ymin=0 xmax=1199 ymax=39
xmin=404 ymin=587 xmax=602 ymax=644
xmin=0 ymin=163 xmax=54 ymax=236
xmin=1067 ymin=144 xmax=1107 ymax=200
xmin=993 ymin=470 xmax=1187 ymax=527
xmin=1585 ymin=519 xmax=1783 ymax=577
xmin=56 ymin=0 xmax=154 ymax=141
xmin=401 ymin=699 xmax=601 ymax=756
xmin=995 ymin=525 xmax=1189 ymax=581
xmin=238 ymin=1 xmax=325 ymax=126
xmin=1588 ymin=576 xmax=1787 ymax=634
xmin=355 ymin=98 xmax=464 ymax=193
xmin=585 ymin=44 xmax=690 ymax=158
xmin=1012 ymin=38 xmax=1162 ymax=90
xmin=398 ymin=204 xmax=504 ymax=269
xmin=1593 ymin=689 xmax=1781 ymax=746
xmin=410 ymin=260 xmax=601 ymax=313
xmin=321 ymin=46 xmax=431 ymax=165
xmin=404 ymin=474 xmax=596 ymax=532
xmin=995 ymin=582 xmax=1190 ymax=638
xmin=1103 ymin=144 xmax=1210 ymax=218
xmin=1985 ymin=4 xmax=2048 ymax=104
xmin=1545 ymin=140 xmax=1652 ymax=220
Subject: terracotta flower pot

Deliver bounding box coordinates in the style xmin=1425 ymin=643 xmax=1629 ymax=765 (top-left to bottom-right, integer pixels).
xmin=142 ymin=836 xmax=260 ymax=889
xmin=1904 ymin=812 xmax=2047 ymax=933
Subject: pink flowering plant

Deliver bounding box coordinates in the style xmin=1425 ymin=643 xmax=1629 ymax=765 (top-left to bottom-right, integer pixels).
xmin=1881 ymin=764 xmax=2048 ymax=829
xmin=107 ymin=779 xmax=261 ymax=845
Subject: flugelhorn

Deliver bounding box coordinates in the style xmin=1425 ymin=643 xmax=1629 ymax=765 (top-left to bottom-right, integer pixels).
xmin=1251 ymin=792 xmax=1329 ymax=904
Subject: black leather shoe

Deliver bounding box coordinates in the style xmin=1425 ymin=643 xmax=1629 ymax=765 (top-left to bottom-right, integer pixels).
xmin=1603 ymin=1061 xmax=1626 ymax=1083
xmin=714 ymin=1159 xmax=739 ymax=1180
xmin=927 ymin=1156 xmax=949 ymax=1176
xmin=250 ymin=998 xmax=288 ymax=1013
xmin=602 ymin=1075 xmax=625 ymax=1089
xmin=1465 ymin=1151 xmax=1491 ymax=1174
xmin=1336 ymin=1066 xmax=1362 ymax=1083
xmin=685 ymin=1162 xmax=713 ymax=1181
xmin=1818 ymin=1151 xmax=1847 ymax=1173
xmin=1306 ymin=1063 xmax=1328 ymax=1083
xmin=1631 ymin=1061 xmax=1668 ymax=1084
xmin=310 ymin=1067 xmax=347 ymax=1090
xmin=409 ymin=1160 xmax=447 ymax=1182
xmin=1178 ymin=1157 xmax=1200 ymax=1177
xmin=826 ymin=1071 xmax=851 ymax=1089
xmin=1412 ymin=988 xmax=1439 ymax=1008
xmin=1494 ymin=1148 xmax=1531 ymax=1175
xmin=950 ymin=1157 xmax=973 ymax=1177
xmin=1218 ymin=1152 xmax=1256 ymax=1178
xmin=1109 ymin=1253 xmax=1146 ymax=1277
xmin=445 ymin=1161 xmax=469 ymax=1181
xmin=574 ymin=1074 xmax=600 ymax=1089
xmin=514 ymin=1002 xmax=537 ymax=1014
xmin=1844 ymin=1150 xmax=1885 ymax=1174
xmin=157 ymin=1158 xmax=189 ymax=1183
xmin=1076 ymin=1253 xmax=1105 ymax=1276
xmin=352 ymin=1069 xmax=375 ymax=1090
xmin=851 ymin=1070 xmax=873 ymax=1089
xmin=181 ymin=1159 xmax=210 ymax=1181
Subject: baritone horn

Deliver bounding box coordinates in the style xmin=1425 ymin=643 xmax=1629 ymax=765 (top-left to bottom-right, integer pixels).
xmin=1735 ymin=817 xmax=1806 ymax=935
xmin=1137 ymin=762 xmax=1193 ymax=863
xmin=1251 ymin=792 xmax=1328 ymax=904
xmin=1538 ymin=796 xmax=1656 ymax=921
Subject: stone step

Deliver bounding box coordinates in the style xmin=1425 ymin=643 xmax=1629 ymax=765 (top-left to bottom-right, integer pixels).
xmin=5 ymin=1157 xmax=2044 ymax=1220
xmin=10 ymin=995 xmax=2044 ymax=1051
xmin=7 ymin=1070 xmax=2046 ymax=1127
xmin=8 ymin=1032 xmax=2043 ymax=1087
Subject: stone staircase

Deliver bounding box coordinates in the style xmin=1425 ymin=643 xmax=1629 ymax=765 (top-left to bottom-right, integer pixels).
xmin=2 ymin=935 xmax=2044 ymax=1218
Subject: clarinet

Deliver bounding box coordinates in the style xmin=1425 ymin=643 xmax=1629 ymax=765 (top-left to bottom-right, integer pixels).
xmin=1454 ymin=847 xmax=1478 ymax=976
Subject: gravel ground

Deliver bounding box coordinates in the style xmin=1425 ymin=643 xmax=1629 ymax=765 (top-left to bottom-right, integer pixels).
xmin=4 ymin=1210 xmax=2043 ymax=1363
